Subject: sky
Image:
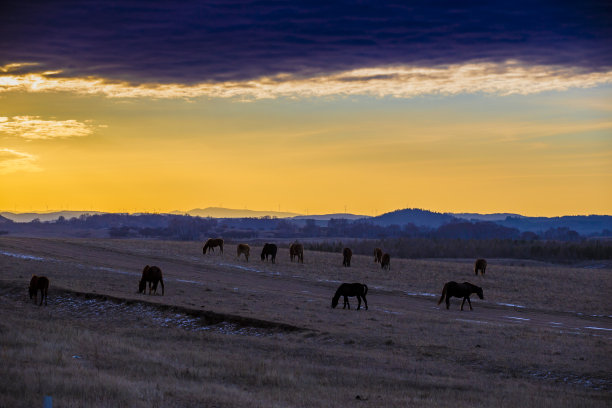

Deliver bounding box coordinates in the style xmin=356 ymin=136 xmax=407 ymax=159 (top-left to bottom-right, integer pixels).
xmin=1 ymin=1 xmax=611 ymax=217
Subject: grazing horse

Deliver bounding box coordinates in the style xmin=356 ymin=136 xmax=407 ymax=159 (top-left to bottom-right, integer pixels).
xmin=437 ymin=281 xmax=483 ymax=311
xmin=29 ymin=275 xmax=49 ymax=306
xmin=331 ymin=283 xmax=368 ymax=310
xmin=289 ymin=242 xmax=304 ymax=263
xmin=381 ymin=253 xmax=390 ymax=270
xmin=203 ymin=238 xmax=224 ymax=255
xmin=374 ymin=248 xmax=383 ymax=264
xmin=237 ymin=243 xmax=250 ymax=261
xmin=139 ymin=265 xmax=164 ymax=295
xmin=342 ymin=247 xmax=352 ymax=267
xmin=260 ymin=243 xmax=277 ymax=263
xmin=474 ymin=258 xmax=487 ymax=276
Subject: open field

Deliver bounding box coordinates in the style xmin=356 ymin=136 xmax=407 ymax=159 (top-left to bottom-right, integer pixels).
xmin=1 ymin=236 xmax=611 ymax=407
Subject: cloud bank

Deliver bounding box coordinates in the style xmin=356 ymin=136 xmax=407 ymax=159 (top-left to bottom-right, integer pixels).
xmin=1 ymin=1 xmax=610 ymax=83
xmin=1 ymin=61 xmax=611 ymax=100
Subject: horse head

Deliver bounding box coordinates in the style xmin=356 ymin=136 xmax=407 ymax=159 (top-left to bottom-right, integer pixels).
xmin=331 ymin=295 xmax=340 ymax=308
xmin=476 ymin=286 xmax=484 ymax=299
xmin=138 ymin=279 xmax=146 ymax=294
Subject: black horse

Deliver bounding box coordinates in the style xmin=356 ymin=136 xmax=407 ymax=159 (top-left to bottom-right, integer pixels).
xmin=342 ymin=247 xmax=352 ymax=267
xmin=29 ymin=275 xmax=49 ymax=306
xmin=437 ymin=281 xmax=483 ymax=311
xmin=331 ymin=283 xmax=368 ymax=310
xmin=139 ymin=265 xmax=165 ymax=295
xmin=260 ymin=243 xmax=278 ymax=263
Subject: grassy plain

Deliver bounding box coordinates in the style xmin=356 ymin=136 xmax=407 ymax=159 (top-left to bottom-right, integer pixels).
xmin=0 ymin=237 xmax=610 ymax=407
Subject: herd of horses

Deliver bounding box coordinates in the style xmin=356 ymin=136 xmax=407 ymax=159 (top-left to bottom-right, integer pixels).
xmin=26 ymin=236 xmax=487 ymax=312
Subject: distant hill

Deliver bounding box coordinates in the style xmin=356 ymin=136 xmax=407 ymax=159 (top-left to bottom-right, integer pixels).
xmin=371 ymin=208 xmax=457 ymax=228
xmin=292 ymin=213 xmax=369 ymax=221
xmin=498 ymin=215 xmax=612 ymax=235
xmin=453 ymin=213 xmax=525 ymax=222
xmin=0 ymin=211 xmax=105 ymax=223
xmin=182 ymin=207 xmax=301 ymax=219
xmin=0 ymin=214 xmax=14 ymax=224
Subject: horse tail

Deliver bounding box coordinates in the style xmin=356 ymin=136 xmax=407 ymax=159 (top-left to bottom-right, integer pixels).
xmin=362 ymin=284 xmax=368 ymax=297
xmin=437 ymin=283 xmax=448 ymax=305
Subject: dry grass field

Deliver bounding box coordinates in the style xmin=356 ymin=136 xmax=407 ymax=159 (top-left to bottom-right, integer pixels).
xmin=1 ymin=236 xmax=610 ymax=407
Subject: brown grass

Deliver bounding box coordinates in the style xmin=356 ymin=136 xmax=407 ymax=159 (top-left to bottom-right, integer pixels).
xmin=0 ymin=236 xmax=610 ymax=407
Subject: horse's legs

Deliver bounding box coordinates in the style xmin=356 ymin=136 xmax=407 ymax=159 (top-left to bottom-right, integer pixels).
xmin=357 ymin=296 xmax=361 ymax=310
xmin=445 ymin=295 xmax=450 ymax=309
xmin=43 ymin=288 xmax=47 ymax=306
xmin=38 ymin=289 xmax=43 ymax=306
xmin=461 ymin=297 xmax=466 ymax=311
xmin=343 ymin=295 xmax=350 ymax=309
xmin=362 ymin=294 xmax=368 ymax=310
xmin=467 ymin=297 xmax=473 ymax=311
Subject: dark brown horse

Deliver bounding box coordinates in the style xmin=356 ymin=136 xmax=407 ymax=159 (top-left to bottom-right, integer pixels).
xmin=203 ymin=238 xmax=224 ymax=255
xmin=342 ymin=247 xmax=352 ymax=267
xmin=260 ymin=243 xmax=277 ymax=263
xmin=290 ymin=242 xmax=304 ymax=263
xmin=237 ymin=243 xmax=250 ymax=261
xmin=29 ymin=275 xmax=49 ymax=306
xmin=331 ymin=283 xmax=368 ymax=310
xmin=139 ymin=265 xmax=165 ymax=295
xmin=381 ymin=253 xmax=390 ymax=270
xmin=437 ymin=281 xmax=483 ymax=311
xmin=374 ymin=247 xmax=383 ymax=263
xmin=474 ymin=258 xmax=487 ymax=275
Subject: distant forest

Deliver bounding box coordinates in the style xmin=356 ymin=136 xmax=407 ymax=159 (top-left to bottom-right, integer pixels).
xmin=1 ymin=212 xmax=611 ymax=263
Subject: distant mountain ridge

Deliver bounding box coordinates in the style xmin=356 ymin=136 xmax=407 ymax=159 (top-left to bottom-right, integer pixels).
xmin=2 ymin=207 xmax=610 ymax=235
xmin=178 ymin=207 xmax=301 ymax=219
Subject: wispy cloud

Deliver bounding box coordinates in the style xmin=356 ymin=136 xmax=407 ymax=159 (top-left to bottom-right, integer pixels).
xmin=1 ymin=61 xmax=611 ymax=100
xmin=0 ymin=116 xmax=100 ymax=140
xmin=0 ymin=148 xmax=40 ymax=174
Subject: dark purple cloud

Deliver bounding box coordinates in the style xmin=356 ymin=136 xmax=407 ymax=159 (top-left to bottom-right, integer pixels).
xmin=1 ymin=1 xmax=610 ymax=83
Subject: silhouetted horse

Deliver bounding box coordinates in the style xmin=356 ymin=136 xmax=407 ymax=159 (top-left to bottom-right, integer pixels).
xmin=331 ymin=283 xmax=368 ymax=310
xmin=374 ymin=248 xmax=383 ymax=263
xmin=474 ymin=258 xmax=487 ymax=275
xmin=203 ymin=238 xmax=224 ymax=255
xmin=342 ymin=247 xmax=352 ymax=267
xmin=139 ymin=265 xmax=164 ymax=295
xmin=237 ymin=243 xmax=250 ymax=261
xmin=290 ymin=242 xmax=304 ymax=263
xmin=29 ymin=275 xmax=49 ymax=306
xmin=437 ymin=281 xmax=483 ymax=311
xmin=260 ymin=243 xmax=277 ymax=263
xmin=381 ymin=253 xmax=390 ymax=270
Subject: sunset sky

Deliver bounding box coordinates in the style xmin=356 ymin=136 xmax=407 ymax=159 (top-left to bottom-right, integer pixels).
xmin=1 ymin=1 xmax=611 ymax=216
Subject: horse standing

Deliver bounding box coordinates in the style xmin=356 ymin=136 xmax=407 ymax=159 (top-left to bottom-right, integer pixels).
xmin=437 ymin=281 xmax=483 ymax=311
xmin=290 ymin=242 xmax=304 ymax=263
xmin=342 ymin=247 xmax=352 ymax=267
xmin=203 ymin=238 xmax=224 ymax=255
xmin=29 ymin=275 xmax=49 ymax=306
xmin=237 ymin=243 xmax=250 ymax=261
xmin=331 ymin=283 xmax=368 ymax=310
xmin=373 ymin=248 xmax=383 ymax=264
xmin=139 ymin=265 xmax=165 ymax=295
xmin=474 ymin=259 xmax=487 ymax=275
xmin=260 ymin=243 xmax=277 ymax=263
xmin=381 ymin=253 xmax=390 ymax=270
